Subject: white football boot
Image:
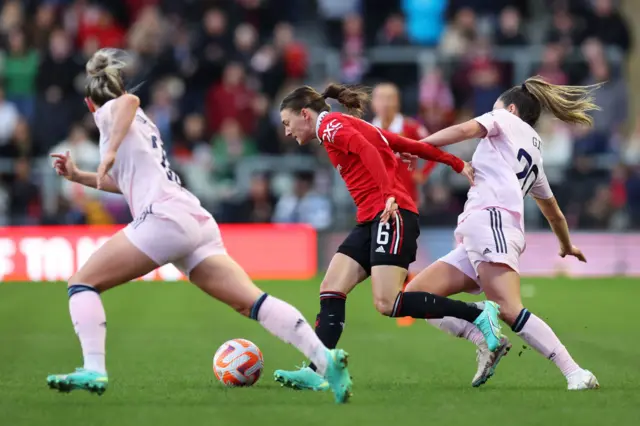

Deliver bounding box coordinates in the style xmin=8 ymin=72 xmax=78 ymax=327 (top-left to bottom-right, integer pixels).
xmin=567 ymin=369 xmax=600 ymax=390
xmin=471 ymin=336 xmax=512 ymax=387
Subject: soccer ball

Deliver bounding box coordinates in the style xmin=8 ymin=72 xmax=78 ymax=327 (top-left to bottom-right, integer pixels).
xmin=213 ymin=338 xmax=264 ymax=387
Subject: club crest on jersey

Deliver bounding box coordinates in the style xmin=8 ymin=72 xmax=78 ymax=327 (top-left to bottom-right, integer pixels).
xmin=322 ymin=119 xmax=343 ymax=143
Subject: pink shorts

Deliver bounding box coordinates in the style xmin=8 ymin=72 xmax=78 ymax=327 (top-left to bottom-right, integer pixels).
xmin=439 ymin=208 xmax=524 ymax=293
xmin=123 ymin=199 xmax=226 ymax=275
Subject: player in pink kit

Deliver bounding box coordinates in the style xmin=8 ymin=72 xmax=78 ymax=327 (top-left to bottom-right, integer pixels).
xmin=46 ymin=49 xmax=353 ymax=404
xmin=406 ymin=76 xmax=601 ymax=390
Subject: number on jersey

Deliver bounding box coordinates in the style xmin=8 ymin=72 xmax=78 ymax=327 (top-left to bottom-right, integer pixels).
xmin=151 ymin=135 xmax=181 ymax=184
xmin=516 ymin=148 xmax=538 ymax=197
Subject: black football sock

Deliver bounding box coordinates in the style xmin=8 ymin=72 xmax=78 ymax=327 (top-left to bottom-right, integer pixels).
xmin=390 ymin=291 xmax=482 ymax=323
xmin=309 ymin=291 xmax=346 ymax=371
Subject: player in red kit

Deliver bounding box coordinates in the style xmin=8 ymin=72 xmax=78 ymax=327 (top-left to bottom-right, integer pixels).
xmin=273 ymin=83 xmax=503 ymax=391
xmin=371 ymin=82 xmax=436 ymax=326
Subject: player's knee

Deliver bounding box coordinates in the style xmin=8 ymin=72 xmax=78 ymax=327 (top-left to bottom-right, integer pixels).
xmin=373 ymin=296 xmax=395 ymax=316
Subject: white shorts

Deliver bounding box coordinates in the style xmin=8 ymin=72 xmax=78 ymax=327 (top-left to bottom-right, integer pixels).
xmin=123 ymin=198 xmax=226 ymax=275
xmin=439 ymin=208 xmax=524 ymax=292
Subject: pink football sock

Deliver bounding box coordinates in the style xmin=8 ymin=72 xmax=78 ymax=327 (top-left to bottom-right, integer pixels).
xmin=255 ymin=295 xmax=328 ymax=375
xmin=69 ymin=289 xmax=107 ymax=375
xmin=427 ymin=317 xmax=485 ymax=346
xmin=516 ymin=313 xmax=580 ymax=377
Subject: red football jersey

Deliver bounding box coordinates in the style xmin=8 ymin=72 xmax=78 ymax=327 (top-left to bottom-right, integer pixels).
xmin=372 ymin=114 xmax=432 ymax=202
xmin=316 ymin=111 xmax=464 ymax=223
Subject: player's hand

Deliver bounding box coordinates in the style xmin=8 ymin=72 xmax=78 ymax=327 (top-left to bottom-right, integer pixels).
xmin=559 ymin=245 xmax=587 ymax=263
xmin=50 ymin=151 xmax=78 ymax=182
xmin=460 ymin=161 xmax=474 ymax=185
xmin=397 ymin=152 xmax=418 ymax=168
xmin=381 ymin=196 xmax=398 ymax=224
xmin=97 ymin=151 xmax=116 ymax=190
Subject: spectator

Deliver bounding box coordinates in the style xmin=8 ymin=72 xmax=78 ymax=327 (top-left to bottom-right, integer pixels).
xmin=76 ymin=5 xmax=125 ymax=49
xmin=1 ymin=29 xmax=38 ymax=120
xmin=494 ymin=6 xmax=526 ymax=46
xmin=232 ymin=23 xmax=259 ymax=68
xmin=273 ymin=22 xmax=307 ymax=80
xmin=273 ymin=171 xmax=332 ymax=230
xmin=252 ymin=94 xmax=280 ymax=154
xmin=546 ymin=6 xmax=585 ymax=51
xmin=461 ymin=38 xmax=505 ymax=116
xmin=146 ymin=80 xmax=178 ymax=152
xmin=230 ymin=172 xmax=277 ymax=223
xmin=0 ymin=85 xmax=19 ymax=150
xmin=418 ymin=68 xmax=455 ymax=133
xmin=206 ymin=62 xmax=256 ymax=135
xmin=209 ymin=118 xmax=257 ymax=182
xmin=585 ymin=0 xmax=631 ymax=54
xmin=439 ymin=7 xmax=477 ymax=58
xmin=49 ymin=123 xmax=100 ymax=203
xmin=30 ymin=2 xmax=58 ymax=53
xmin=376 ymin=13 xmax=410 ymax=46
xmin=578 ymin=185 xmax=614 ymax=229
xmin=583 ymin=56 xmax=628 ymax=136
xmin=7 ymin=157 xmax=39 ymax=225
xmin=341 ymin=14 xmax=367 ymax=84
xmin=534 ymin=43 xmax=570 ymax=86
xmin=317 ymin=0 xmax=361 ymax=48
xmin=35 ymin=28 xmax=85 ymax=155
xmin=6 ymin=118 xmax=32 ymax=159
xmin=0 ymin=0 xmax=23 ymax=36
xmin=402 ymin=0 xmax=447 ymax=46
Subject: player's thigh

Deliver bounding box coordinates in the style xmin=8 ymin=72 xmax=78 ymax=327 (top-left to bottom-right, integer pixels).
xmin=325 ymin=223 xmax=371 ymax=294
xmin=70 ymin=230 xmax=158 ymax=292
xmin=369 ymin=209 xmax=419 ymax=314
xmin=405 ymin=247 xmax=480 ymax=297
xmin=476 ymin=262 xmax=523 ymax=326
xmin=458 ymin=208 xmax=525 ymax=324
xmin=189 ymin=254 xmax=263 ymax=317
xmin=321 ymin=253 xmax=368 ymax=295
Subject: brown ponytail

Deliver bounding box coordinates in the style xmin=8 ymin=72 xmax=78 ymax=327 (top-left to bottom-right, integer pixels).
xmin=499 ymin=75 xmax=603 ymax=127
xmin=321 ymin=83 xmax=370 ymax=118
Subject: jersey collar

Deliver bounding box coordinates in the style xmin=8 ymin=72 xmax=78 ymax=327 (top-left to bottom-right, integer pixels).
xmin=315 ymin=111 xmax=329 ymax=143
xmin=372 ymin=113 xmax=403 ymax=133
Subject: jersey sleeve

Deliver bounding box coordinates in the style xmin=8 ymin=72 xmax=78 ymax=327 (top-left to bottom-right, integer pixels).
xmin=474 ymin=110 xmax=503 ymax=137
xmin=380 ymin=128 xmax=465 ymax=173
xmin=529 ymin=166 xmax=554 ymax=200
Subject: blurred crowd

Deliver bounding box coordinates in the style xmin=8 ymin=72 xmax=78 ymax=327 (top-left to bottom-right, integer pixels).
xmin=0 ymin=0 xmax=638 ymax=230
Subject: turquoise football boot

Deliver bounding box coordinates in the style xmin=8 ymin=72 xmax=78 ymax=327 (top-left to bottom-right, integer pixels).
xmin=47 ymin=368 xmax=108 ymax=395
xmin=472 ymin=301 xmax=503 ymax=352
xmin=322 ymin=349 xmax=352 ymax=404
xmin=274 ymin=363 xmax=329 ymax=391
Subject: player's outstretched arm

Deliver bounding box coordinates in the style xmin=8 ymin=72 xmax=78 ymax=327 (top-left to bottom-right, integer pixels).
xmin=535 ymin=196 xmax=586 ymax=262
xmin=419 ymin=119 xmax=487 ymax=148
xmin=51 ymin=151 xmax=121 ymax=194
xmin=381 ymin=128 xmax=465 ymax=173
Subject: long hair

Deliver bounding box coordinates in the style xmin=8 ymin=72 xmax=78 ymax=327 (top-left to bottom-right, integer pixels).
xmin=280 ymin=83 xmax=371 ymax=118
xmin=499 ymin=75 xmax=602 ymax=127
xmin=85 ymin=48 xmax=128 ymax=106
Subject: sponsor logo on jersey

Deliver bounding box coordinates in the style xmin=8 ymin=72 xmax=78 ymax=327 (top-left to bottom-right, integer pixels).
xmin=322 ymin=119 xmax=343 ymax=143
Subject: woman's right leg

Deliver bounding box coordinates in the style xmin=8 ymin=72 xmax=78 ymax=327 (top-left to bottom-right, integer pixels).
xmin=48 ymin=230 xmax=160 ymax=394
xmin=188 ymin=254 xmax=354 ymax=403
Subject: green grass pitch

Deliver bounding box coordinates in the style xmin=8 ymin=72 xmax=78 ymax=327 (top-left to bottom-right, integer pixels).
xmin=1 ymin=278 xmax=638 ymax=426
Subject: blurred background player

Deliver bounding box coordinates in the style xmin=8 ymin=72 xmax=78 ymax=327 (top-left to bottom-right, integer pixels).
xmin=371 ymin=82 xmax=435 ymax=326
xmin=274 ymin=83 xmax=503 ymax=391
xmin=46 ymin=49 xmax=352 ymax=404
xmin=406 ymin=76 xmax=600 ymax=390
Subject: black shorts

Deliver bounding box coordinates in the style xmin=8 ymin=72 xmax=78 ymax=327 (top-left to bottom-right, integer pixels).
xmin=337 ymin=208 xmax=420 ymax=275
